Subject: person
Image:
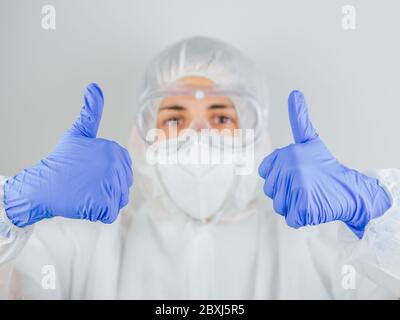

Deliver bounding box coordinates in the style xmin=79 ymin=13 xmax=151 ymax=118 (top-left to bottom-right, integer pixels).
xmin=0 ymin=36 xmax=399 ymax=299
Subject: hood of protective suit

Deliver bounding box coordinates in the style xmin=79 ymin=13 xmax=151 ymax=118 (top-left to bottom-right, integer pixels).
xmin=128 ymin=36 xmax=272 ymax=223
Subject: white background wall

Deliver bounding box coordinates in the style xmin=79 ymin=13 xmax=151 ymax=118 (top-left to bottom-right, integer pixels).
xmin=1 ymin=0 xmax=399 ymax=175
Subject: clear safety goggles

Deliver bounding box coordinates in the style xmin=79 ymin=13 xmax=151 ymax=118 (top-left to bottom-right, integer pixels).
xmin=136 ymin=85 xmax=263 ymax=148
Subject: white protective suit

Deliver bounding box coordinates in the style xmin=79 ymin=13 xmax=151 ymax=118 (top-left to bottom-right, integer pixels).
xmin=0 ymin=36 xmax=399 ymax=299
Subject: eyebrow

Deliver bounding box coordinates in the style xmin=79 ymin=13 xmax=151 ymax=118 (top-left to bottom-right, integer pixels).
xmin=158 ymin=104 xmax=234 ymax=112
xmin=159 ymin=105 xmax=186 ymax=111
xmin=208 ymin=104 xmax=234 ymax=110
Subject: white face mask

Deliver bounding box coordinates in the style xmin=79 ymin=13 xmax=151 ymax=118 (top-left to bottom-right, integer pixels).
xmin=153 ymin=137 xmax=237 ymax=222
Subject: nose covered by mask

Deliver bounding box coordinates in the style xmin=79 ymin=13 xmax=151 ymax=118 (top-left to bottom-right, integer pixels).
xmin=150 ymin=136 xmax=238 ymax=222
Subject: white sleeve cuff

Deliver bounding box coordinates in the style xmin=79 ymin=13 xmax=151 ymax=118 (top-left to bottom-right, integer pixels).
xmin=0 ymin=177 xmax=32 ymax=239
xmin=339 ymin=168 xmax=400 ymax=296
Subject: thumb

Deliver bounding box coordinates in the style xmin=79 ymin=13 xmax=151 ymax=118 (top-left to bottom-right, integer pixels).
xmin=68 ymin=83 xmax=104 ymax=138
xmin=288 ymin=90 xmax=318 ymax=143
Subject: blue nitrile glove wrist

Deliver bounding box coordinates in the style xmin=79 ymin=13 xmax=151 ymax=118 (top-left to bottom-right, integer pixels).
xmin=3 ymin=83 xmax=133 ymax=227
xmin=258 ymin=90 xmax=391 ymax=239
xmin=344 ymin=172 xmax=391 ymax=238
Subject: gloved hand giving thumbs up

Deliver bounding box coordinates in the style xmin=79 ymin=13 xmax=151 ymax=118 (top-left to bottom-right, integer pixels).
xmin=258 ymin=90 xmax=391 ymax=238
xmin=4 ymin=83 xmax=133 ymax=227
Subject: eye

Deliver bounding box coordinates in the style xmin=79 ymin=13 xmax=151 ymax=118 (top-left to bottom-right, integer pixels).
xmin=212 ymin=115 xmax=233 ymax=125
xmin=163 ymin=117 xmax=183 ymax=127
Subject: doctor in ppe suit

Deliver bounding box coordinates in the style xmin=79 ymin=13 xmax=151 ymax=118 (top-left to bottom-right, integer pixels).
xmin=0 ymin=36 xmax=400 ymax=299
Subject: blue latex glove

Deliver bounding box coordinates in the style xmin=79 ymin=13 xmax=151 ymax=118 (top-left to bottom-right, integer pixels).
xmin=4 ymin=83 xmax=133 ymax=227
xmin=258 ymin=90 xmax=391 ymax=238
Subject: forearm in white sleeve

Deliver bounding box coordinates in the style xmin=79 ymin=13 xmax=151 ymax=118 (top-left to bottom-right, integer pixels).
xmin=0 ymin=176 xmax=99 ymax=299
xmin=339 ymin=168 xmax=400 ymax=297
xmin=0 ymin=177 xmax=33 ymax=266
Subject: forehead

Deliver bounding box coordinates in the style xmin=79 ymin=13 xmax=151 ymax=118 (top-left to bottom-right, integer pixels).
xmin=159 ymin=76 xmax=233 ymax=109
xmin=159 ymin=94 xmax=233 ymax=109
xmin=176 ymin=76 xmax=215 ymax=87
